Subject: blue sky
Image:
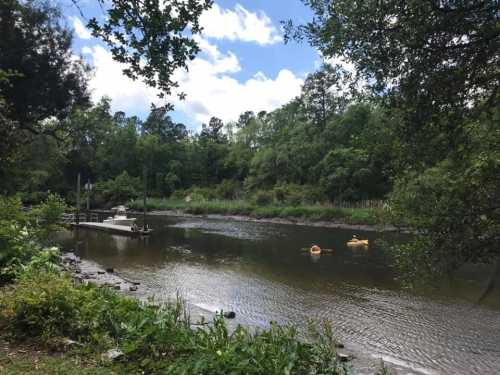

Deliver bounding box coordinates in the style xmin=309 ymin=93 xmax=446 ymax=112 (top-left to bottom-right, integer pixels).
xmin=65 ymin=0 xmax=320 ymax=130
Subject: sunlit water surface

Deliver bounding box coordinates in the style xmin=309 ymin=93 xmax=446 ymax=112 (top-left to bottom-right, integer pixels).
xmin=58 ymin=215 xmax=500 ymax=374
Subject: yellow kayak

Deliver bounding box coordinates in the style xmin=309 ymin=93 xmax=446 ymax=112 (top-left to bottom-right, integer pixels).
xmin=310 ymin=245 xmax=321 ymax=254
xmin=347 ymin=239 xmax=369 ymax=247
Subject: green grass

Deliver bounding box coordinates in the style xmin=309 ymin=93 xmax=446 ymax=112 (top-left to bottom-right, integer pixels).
xmin=0 ymin=352 xmax=116 ymax=375
xmin=129 ymin=198 xmax=386 ymax=226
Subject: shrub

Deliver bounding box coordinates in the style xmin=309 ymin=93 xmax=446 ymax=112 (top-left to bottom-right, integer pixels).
xmin=28 ymin=193 xmax=66 ymax=241
xmin=170 ymin=189 xmax=188 ymax=200
xmin=0 ymin=271 xmax=349 ymax=374
xmin=272 ymin=184 xmax=326 ymax=206
xmin=0 ymin=195 xmax=65 ymax=283
xmin=94 ymin=171 xmax=141 ymax=207
xmin=253 ymin=190 xmax=273 ymax=206
xmin=215 ymin=179 xmax=241 ymax=200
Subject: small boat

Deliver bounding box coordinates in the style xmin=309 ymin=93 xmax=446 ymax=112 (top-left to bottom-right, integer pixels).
xmin=104 ymin=206 xmax=136 ymax=226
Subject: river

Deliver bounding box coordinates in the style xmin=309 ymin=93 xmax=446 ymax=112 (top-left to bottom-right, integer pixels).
xmin=58 ymin=215 xmax=500 ymax=374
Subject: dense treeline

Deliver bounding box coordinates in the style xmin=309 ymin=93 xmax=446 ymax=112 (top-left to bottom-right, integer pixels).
xmin=0 ymin=74 xmax=397 ymax=206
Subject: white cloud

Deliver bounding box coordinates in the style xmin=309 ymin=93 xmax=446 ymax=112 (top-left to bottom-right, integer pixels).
xmin=82 ymin=45 xmax=161 ymax=113
xmin=200 ymin=3 xmax=282 ymax=45
xmin=172 ymin=38 xmax=302 ymax=125
xmin=82 ymin=38 xmax=303 ymax=127
xmin=70 ymin=16 xmax=93 ymax=40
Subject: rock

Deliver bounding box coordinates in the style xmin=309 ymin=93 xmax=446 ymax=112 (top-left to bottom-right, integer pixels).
xmin=223 ymin=311 xmax=236 ymax=319
xmin=105 ymin=268 xmax=114 ymax=273
xmin=129 ymin=285 xmax=138 ymax=292
xmin=102 ymin=348 xmax=124 ymax=361
xmin=132 ymin=281 xmax=141 ymax=285
xmin=97 ymin=271 xmax=105 ymax=275
xmin=62 ymin=338 xmax=80 ymax=348
xmin=113 ymin=285 xmax=120 ymax=290
xmin=335 ymin=343 xmax=345 ymax=349
xmin=336 ymin=353 xmax=352 ymax=362
xmin=75 ymin=268 xmax=81 ymax=274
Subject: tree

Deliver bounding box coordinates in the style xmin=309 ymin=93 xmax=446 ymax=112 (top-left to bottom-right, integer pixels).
xmin=289 ymin=0 xmax=500 ymax=164
xmin=0 ymin=0 xmax=90 ymax=142
xmin=389 ymin=110 xmax=500 ymax=285
xmin=290 ymin=0 xmax=500 ymax=282
xmin=143 ymin=106 xmax=187 ymax=142
xmin=300 ymin=64 xmax=347 ymax=127
xmin=87 ymin=0 xmax=213 ymax=101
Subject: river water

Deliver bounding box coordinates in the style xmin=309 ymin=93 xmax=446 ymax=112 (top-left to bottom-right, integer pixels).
xmin=58 ymin=215 xmax=500 ymax=374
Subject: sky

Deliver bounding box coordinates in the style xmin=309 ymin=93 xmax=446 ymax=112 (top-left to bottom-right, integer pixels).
xmin=65 ymin=0 xmax=320 ymax=131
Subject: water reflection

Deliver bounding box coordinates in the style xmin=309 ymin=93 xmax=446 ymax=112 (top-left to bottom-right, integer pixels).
xmin=58 ymin=216 xmax=500 ymax=375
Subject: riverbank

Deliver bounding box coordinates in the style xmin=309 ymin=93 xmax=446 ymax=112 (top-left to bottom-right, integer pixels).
xmin=1 ymin=265 xmax=352 ymax=375
xmin=0 ymin=336 xmax=115 ymax=375
xmin=0 ymin=196 xmax=356 ymax=374
xmin=128 ymin=198 xmax=393 ymax=230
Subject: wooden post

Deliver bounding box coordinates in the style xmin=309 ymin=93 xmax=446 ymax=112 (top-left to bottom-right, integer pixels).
xmin=76 ymin=173 xmax=81 ymax=224
xmin=86 ymin=179 xmax=91 ymax=221
xmin=143 ymin=165 xmax=147 ymax=229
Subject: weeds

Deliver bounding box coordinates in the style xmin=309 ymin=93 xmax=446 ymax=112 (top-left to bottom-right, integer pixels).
xmin=128 ymin=198 xmax=385 ymax=226
xmin=0 ymin=270 xmax=349 ymax=374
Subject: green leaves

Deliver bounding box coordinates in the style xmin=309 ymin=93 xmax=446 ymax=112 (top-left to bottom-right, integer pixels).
xmin=87 ymin=0 xmax=213 ymax=99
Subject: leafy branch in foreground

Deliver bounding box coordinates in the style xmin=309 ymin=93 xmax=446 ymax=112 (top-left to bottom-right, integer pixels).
xmin=87 ymin=0 xmax=213 ymax=101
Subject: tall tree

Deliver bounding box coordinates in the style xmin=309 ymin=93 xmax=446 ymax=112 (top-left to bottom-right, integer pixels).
xmin=288 ymin=0 xmax=500 ymax=163
xmin=300 ymin=63 xmax=347 ymax=127
xmin=0 ymin=0 xmax=90 ymax=156
xmin=290 ymin=0 xmax=500 ymax=283
xmin=143 ymin=106 xmax=187 ymax=142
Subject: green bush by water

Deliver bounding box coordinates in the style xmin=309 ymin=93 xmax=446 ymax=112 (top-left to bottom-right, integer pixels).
xmin=0 ymin=269 xmax=349 ymax=374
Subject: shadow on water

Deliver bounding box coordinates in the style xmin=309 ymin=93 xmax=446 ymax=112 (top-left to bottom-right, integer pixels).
xmin=58 ymin=215 xmax=500 ymax=375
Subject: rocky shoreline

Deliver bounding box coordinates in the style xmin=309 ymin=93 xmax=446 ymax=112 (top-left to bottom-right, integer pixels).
xmin=60 ymin=251 xmax=356 ymax=365
xmin=61 ymin=252 xmax=140 ymax=293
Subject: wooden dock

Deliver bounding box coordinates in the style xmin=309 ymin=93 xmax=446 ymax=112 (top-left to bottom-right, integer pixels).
xmin=72 ymin=222 xmax=152 ymax=236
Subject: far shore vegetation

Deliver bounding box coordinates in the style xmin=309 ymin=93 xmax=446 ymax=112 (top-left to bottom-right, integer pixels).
xmin=129 ymin=197 xmax=386 ymax=226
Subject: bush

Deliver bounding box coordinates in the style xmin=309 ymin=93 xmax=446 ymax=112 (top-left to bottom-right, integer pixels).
xmin=215 ymin=179 xmax=241 ymax=200
xmin=20 ymin=191 xmax=50 ymax=205
xmin=170 ymin=189 xmax=188 ymax=200
xmin=272 ymin=184 xmax=326 ymax=206
xmin=0 ymin=195 xmax=65 ymax=283
xmin=28 ymin=193 xmax=66 ymax=241
xmin=94 ymin=171 xmax=141 ymax=207
xmin=253 ymin=190 xmax=273 ymax=206
xmin=0 ymin=270 xmax=349 ymax=375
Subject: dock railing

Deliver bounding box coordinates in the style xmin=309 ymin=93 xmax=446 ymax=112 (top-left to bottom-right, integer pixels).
xmin=61 ymin=212 xmax=100 ymax=224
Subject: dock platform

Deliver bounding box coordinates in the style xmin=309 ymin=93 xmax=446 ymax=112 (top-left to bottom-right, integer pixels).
xmin=73 ymin=222 xmax=152 ymax=236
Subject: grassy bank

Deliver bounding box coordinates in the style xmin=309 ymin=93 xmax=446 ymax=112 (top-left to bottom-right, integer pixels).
xmin=128 ymin=198 xmax=386 ymax=226
xmin=0 ymin=347 xmax=115 ymax=375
